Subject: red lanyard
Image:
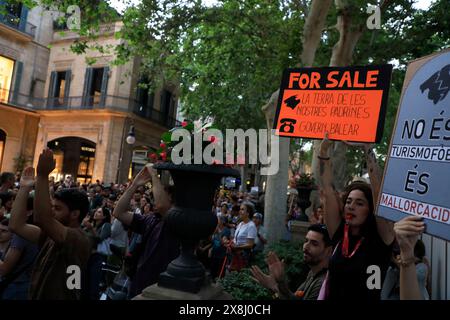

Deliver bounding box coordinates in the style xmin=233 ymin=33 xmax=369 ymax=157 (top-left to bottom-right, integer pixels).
xmin=342 ymin=223 xmax=364 ymax=258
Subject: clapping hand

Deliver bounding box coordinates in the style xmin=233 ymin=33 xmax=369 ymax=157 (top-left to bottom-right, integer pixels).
xmin=250 ymin=265 xmax=278 ymax=293
xmin=266 ymin=251 xmax=285 ymax=283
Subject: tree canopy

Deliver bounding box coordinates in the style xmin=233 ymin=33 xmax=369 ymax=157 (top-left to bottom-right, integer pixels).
xmin=7 ymin=0 xmax=450 ymax=176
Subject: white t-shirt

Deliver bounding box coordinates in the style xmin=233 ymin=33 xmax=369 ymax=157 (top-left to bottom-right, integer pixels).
xmin=233 ymin=221 xmax=257 ymax=246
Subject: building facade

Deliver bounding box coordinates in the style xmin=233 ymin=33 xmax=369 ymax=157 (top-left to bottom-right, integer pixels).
xmin=0 ymin=3 xmax=52 ymax=174
xmin=0 ymin=4 xmax=179 ymax=184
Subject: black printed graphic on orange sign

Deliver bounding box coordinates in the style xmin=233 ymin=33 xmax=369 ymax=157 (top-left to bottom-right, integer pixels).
xmin=279 ymin=118 xmax=297 ymax=133
xmin=284 ymin=95 xmax=301 ymax=110
xmin=420 ymin=64 xmax=450 ymax=105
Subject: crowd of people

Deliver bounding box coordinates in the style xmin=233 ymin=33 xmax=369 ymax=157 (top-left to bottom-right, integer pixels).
xmin=251 ymin=137 xmax=430 ymax=300
xmin=0 ymin=137 xmax=431 ymax=300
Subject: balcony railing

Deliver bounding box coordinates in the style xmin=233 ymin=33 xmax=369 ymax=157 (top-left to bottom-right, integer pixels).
xmin=0 ymin=89 xmax=180 ymax=129
xmin=0 ymin=13 xmax=36 ymax=38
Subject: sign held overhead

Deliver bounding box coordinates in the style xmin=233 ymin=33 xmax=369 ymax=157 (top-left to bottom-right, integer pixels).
xmin=273 ymin=65 xmax=392 ymax=143
xmin=377 ymin=49 xmax=450 ymax=241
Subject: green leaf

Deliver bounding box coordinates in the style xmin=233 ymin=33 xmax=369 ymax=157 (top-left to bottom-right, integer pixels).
xmin=161 ymin=132 xmax=172 ymax=143
xmin=183 ymin=123 xmax=194 ymax=132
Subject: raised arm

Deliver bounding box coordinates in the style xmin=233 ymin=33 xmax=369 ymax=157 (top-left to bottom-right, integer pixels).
xmin=149 ymin=167 xmax=171 ymax=216
xmin=318 ymin=134 xmax=341 ymax=239
xmin=0 ymin=246 xmax=22 ymax=277
xmin=9 ymin=167 xmax=41 ymax=244
xmin=364 ymin=145 xmax=394 ymax=245
xmin=363 ymin=145 xmax=382 ymax=200
xmin=34 ymin=149 xmax=68 ymax=244
xmin=113 ymin=165 xmax=153 ymax=226
xmin=394 ymin=216 xmax=425 ymax=300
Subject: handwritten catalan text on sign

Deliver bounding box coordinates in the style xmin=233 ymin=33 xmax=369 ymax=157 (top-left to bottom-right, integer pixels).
xmin=273 ymin=65 xmax=392 ymax=143
xmin=377 ymin=50 xmax=450 ymax=241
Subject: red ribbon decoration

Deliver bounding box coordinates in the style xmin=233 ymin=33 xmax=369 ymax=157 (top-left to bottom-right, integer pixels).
xmin=342 ymin=221 xmax=364 ymax=258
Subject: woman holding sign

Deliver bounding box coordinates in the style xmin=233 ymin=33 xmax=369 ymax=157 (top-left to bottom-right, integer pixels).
xmin=318 ymin=134 xmax=395 ymax=300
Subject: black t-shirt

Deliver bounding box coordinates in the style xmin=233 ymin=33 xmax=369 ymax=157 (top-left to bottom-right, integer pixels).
xmin=328 ymin=220 xmax=393 ymax=301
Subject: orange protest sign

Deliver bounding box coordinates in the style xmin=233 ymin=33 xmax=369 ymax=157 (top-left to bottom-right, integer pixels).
xmin=274 ymin=65 xmax=392 ymax=143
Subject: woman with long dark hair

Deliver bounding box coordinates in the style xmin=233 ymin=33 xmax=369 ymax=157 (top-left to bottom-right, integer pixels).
xmin=318 ymin=134 xmax=395 ymax=300
xmin=83 ymin=207 xmax=112 ymax=299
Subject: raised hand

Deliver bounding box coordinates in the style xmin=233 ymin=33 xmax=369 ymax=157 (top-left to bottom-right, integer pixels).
xmin=250 ymin=265 xmax=278 ymax=293
xmin=394 ymin=216 xmax=425 ymax=259
xmin=132 ymin=165 xmax=153 ymax=187
xmin=319 ymin=132 xmax=333 ymax=156
xmin=36 ymin=149 xmax=56 ymax=177
xmin=266 ymin=251 xmax=285 ymax=283
xmin=82 ymin=216 xmax=93 ymax=230
xmin=20 ymin=167 xmax=35 ymax=188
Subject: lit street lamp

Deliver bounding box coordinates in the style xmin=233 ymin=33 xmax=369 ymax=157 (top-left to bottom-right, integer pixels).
xmin=116 ymin=122 xmax=135 ymax=183
xmin=126 ymin=125 xmax=136 ymax=145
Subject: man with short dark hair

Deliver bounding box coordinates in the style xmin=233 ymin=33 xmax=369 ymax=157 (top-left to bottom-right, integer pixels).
xmin=251 ymin=224 xmax=332 ymax=300
xmin=113 ymin=165 xmax=180 ymax=298
xmin=9 ymin=150 xmax=92 ymax=300
xmin=0 ymin=172 xmax=15 ymax=192
xmin=0 ymin=191 xmax=14 ymax=217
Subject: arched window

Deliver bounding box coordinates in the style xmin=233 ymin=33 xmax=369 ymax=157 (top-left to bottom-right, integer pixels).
xmin=0 ymin=129 xmax=6 ymax=170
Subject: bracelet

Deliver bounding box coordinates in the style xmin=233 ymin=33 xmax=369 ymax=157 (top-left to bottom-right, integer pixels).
xmin=398 ymin=256 xmax=416 ymax=267
xmin=318 ymin=155 xmax=330 ymax=160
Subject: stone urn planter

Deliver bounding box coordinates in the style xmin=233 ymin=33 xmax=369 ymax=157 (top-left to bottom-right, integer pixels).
xmin=153 ymin=163 xmax=239 ymax=293
xmin=296 ymin=186 xmax=315 ymax=222
xmin=293 ymin=173 xmax=317 ymax=222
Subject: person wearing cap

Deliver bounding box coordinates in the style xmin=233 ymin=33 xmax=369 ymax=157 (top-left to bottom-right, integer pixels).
xmin=217 ymin=202 xmax=229 ymax=218
xmin=252 ymin=213 xmax=267 ymax=254
xmin=251 ymin=224 xmax=332 ymax=300
xmin=318 ymin=134 xmax=395 ymax=300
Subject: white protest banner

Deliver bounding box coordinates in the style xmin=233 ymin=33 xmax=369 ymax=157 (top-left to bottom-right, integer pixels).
xmin=377 ymin=49 xmax=450 ymax=241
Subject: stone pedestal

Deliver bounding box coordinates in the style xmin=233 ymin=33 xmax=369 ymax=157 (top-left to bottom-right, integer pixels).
xmin=133 ymin=281 xmax=233 ymax=300
xmin=289 ymin=221 xmax=311 ymax=243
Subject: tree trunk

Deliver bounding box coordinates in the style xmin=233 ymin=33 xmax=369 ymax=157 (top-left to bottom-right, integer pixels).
xmin=262 ymin=90 xmax=289 ymax=244
xmin=301 ymin=0 xmax=334 ymax=66
xmin=240 ymin=164 xmax=248 ymax=192
xmin=262 ymin=0 xmax=333 ymax=244
xmin=311 ymin=0 xmax=365 ymax=192
xmin=254 ymin=164 xmax=261 ymax=189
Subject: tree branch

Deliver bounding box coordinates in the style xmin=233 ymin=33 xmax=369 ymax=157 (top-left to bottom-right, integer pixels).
xmin=300 ymin=0 xmax=334 ymax=67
